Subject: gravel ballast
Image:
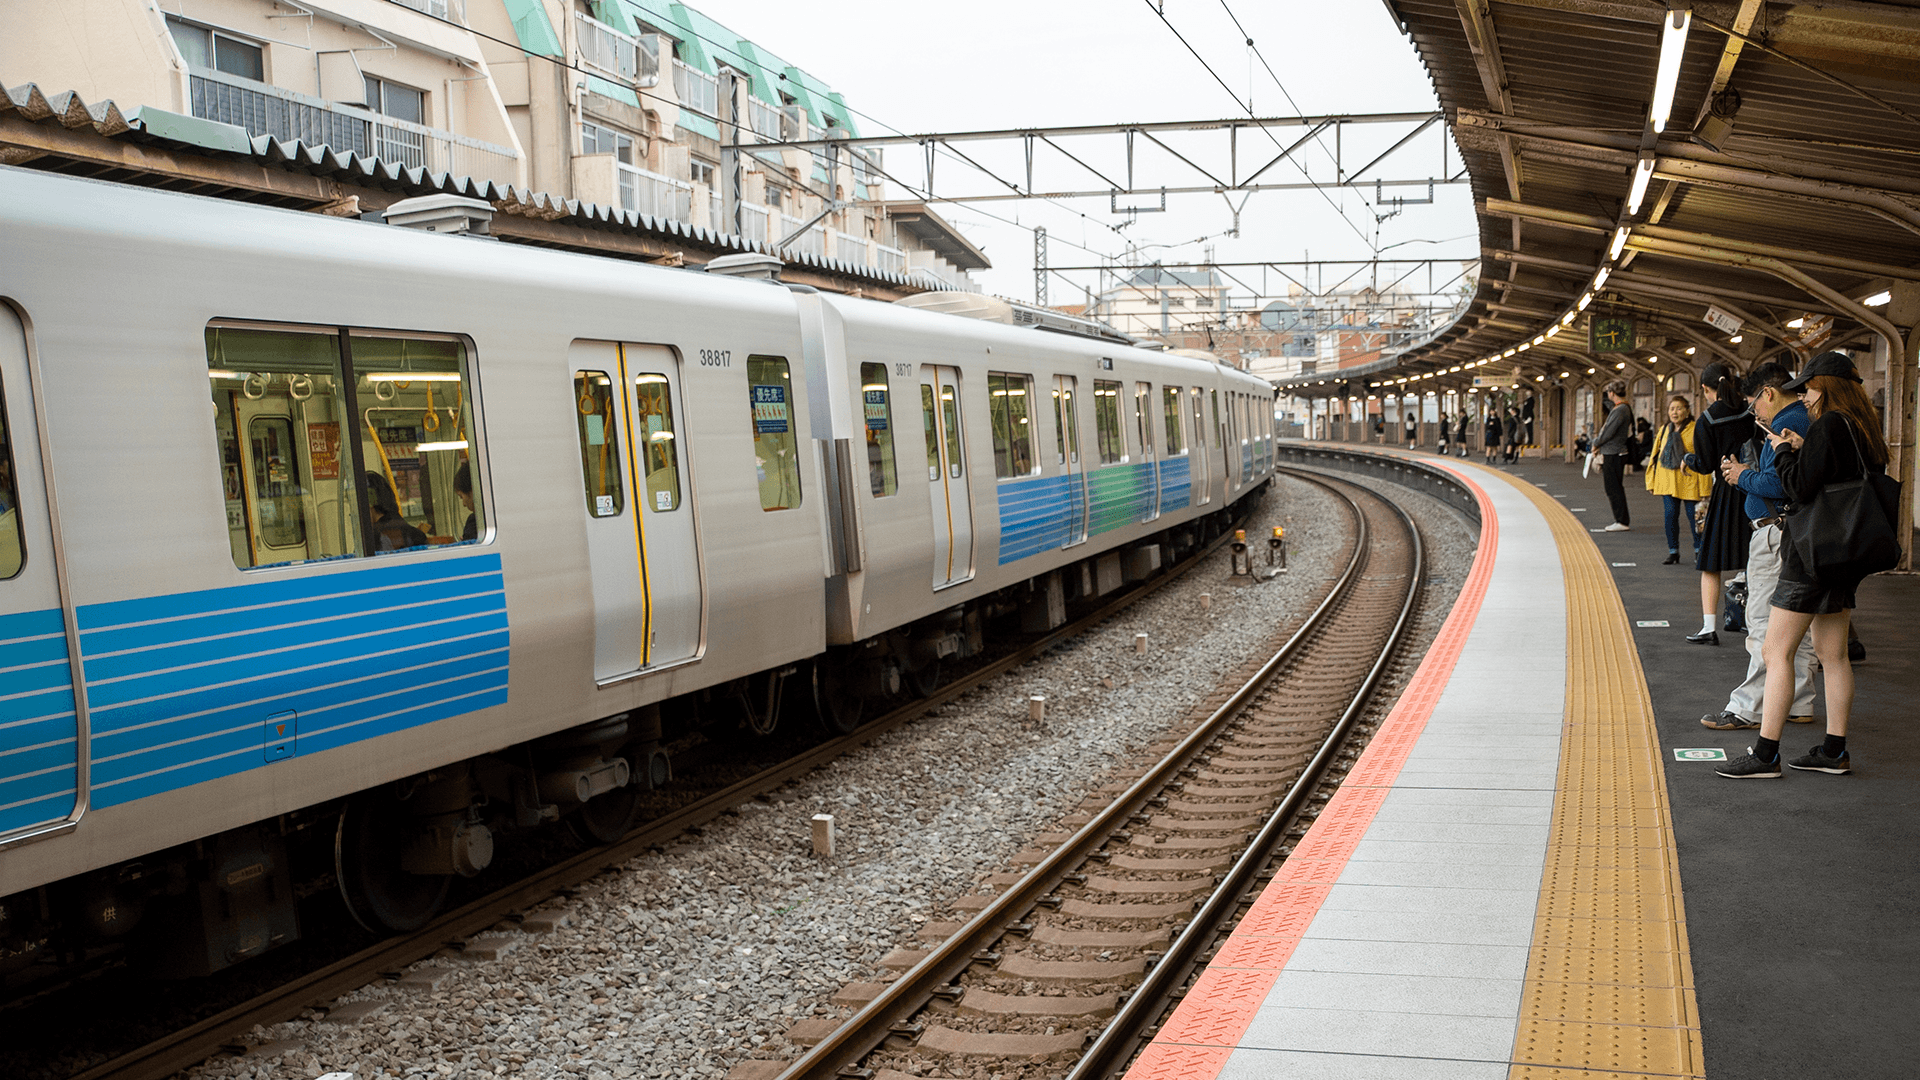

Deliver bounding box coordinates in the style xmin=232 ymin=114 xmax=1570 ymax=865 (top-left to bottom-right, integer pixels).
xmin=185 ymin=469 xmax=1478 ymax=1080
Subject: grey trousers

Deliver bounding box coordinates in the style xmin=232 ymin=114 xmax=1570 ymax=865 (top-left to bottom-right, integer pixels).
xmin=1725 ymin=524 xmax=1818 ymax=721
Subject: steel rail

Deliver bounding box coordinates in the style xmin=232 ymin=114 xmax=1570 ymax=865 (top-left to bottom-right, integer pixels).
xmin=773 ymin=479 xmax=1375 ymax=1080
xmin=65 ymin=502 xmax=1262 ymax=1080
xmin=1068 ymin=469 xmax=1426 ymax=1078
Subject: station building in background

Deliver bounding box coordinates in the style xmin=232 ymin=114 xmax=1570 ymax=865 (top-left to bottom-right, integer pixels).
xmin=0 ymin=0 xmax=987 ymax=293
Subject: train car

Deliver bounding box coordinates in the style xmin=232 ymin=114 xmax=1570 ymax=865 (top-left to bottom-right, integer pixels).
xmin=0 ymin=165 xmax=1273 ymax=977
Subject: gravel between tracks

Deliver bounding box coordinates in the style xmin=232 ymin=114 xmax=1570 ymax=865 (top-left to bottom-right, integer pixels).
xmin=185 ymin=472 xmax=1474 ymax=1080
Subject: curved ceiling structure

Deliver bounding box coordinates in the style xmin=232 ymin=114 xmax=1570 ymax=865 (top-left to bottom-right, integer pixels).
xmin=1280 ymin=1 xmax=1920 ymax=445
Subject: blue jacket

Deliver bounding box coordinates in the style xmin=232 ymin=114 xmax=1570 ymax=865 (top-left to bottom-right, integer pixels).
xmin=1737 ymin=399 xmax=1810 ymax=520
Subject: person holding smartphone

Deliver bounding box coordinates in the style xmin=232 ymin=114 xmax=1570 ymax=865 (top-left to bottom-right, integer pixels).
xmin=1592 ymin=382 xmax=1635 ymax=530
xmin=1685 ymin=362 xmax=1756 ymax=643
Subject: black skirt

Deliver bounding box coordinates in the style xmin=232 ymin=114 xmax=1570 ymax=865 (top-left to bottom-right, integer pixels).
xmin=1694 ymin=475 xmax=1752 ymax=572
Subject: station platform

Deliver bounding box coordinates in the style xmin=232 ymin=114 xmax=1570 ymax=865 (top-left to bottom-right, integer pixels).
xmin=1125 ymin=446 xmax=1920 ymax=1079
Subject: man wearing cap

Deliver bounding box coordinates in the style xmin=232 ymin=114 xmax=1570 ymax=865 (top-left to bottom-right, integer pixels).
xmin=1592 ymin=382 xmax=1635 ymax=531
xmin=1700 ymin=361 xmax=1817 ymax=729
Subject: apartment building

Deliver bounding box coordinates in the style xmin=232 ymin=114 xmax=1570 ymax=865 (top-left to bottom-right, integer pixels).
xmin=1094 ymin=267 xmax=1227 ymax=338
xmin=0 ymin=0 xmax=984 ymax=291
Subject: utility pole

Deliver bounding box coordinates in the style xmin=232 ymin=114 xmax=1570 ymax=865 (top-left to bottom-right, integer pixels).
xmin=1034 ymin=226 xmax=1048 ymax=307
xmin=720 ymin=71 xmax=742 ymax=237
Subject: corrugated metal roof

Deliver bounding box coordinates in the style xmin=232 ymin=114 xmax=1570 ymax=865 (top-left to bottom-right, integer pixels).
xmin=0 ymin=80 xmax=949 ymax=293
xmin=1280 ymin=0 xmax=1920 ymax=395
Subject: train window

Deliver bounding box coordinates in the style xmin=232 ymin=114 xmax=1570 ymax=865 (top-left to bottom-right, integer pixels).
xmin=987 ymin=372 xmax=1037 ymax=479
xmin=574 ymin=371 xmax=624 ymax=517
xmin=748 ymin=355 xmax=802 ymax=511
xmin=1163 ymin=386 xmax=1185 ymax=455
xmin=1134 ymin=383 xmax=1153 ymax=457
xmin=0 ymin=371 xmax=21 ymax=580
xmin=207 ymin=326 xmax=361 ymax=569
xmin=940 ymin=381 xmax=965 ymax=480
xmin=1052 ymin=377 xmax=1080 ymax=466
xmin=1093 ymin=379 xmax=1125 ymax=464
xmin=861 ymin=363 xmax=897 ymax=496
xmin=1190 ymin=387 xmax=1205 ymax=449
xmin=207 ymin=324 xmax=485 ymax=570
xmin=633 ymin=373 xmax=682 ymax=512
xmin=919 ymin=384 xmax=941 ymax=482
xmin=353 ymin=334 xmax=481 ymax=550
xmin=1211 ymin=389 xmax=1221 ymax=447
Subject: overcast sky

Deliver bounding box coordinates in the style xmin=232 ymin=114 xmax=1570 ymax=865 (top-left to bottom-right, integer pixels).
xmin=692 ymin=0 xmax=1480 ymax=310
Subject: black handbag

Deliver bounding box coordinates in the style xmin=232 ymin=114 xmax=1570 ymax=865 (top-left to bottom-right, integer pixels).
xmin=1783 ymin=417 xmax=1904 ymax=581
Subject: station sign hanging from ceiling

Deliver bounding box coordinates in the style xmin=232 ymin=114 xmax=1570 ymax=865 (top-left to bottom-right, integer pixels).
xmin=1703 ymin=305 xmax=1743 ymax=336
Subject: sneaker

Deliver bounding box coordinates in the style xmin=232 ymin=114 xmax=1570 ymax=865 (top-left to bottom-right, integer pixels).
xmin=1603 ymin=522 xmax=1630 ymax=532
xmin=1700 ymin=711 xmax=1758 ymax=730
xmin=1787 ymin=746 xmax=1851 ymax=774
xmin=1716 ymin=749 xmax=1782 ymax=778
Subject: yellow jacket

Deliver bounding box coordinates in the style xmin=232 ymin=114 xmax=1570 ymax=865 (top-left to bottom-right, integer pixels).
xmin=1644 ymin=421 xmax=1712 ymax=500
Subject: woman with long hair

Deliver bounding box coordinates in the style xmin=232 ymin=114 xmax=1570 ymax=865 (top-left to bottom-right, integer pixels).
xmin=1644 ymin=395 xmax=1712 ymax=563
xmin=1483 ymin=404 xmax=1502 ymax=464
xmin=1684 ymin=363 xmax=1756 ymax=643
xmin=1717 ymin=353 xmax=1890 ymax=778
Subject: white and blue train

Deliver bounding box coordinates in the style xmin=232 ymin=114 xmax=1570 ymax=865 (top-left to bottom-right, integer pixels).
xmin=0 ymin=165 xmax=1275 ymax=975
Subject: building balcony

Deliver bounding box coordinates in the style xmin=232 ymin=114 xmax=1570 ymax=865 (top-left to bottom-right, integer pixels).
xmin=186 ymin=68 xmax=517 ymax=182
xmin=575 ymin=12 xmax=659 ymax=88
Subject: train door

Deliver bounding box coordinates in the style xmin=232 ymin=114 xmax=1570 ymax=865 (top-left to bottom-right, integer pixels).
xmin=1190 ymin=387 xmax=1211 ymax=504
xmin=919 ymin=366 xmax=974 ymax=588
xmin=1052 ymin=375 xmax=1087 ymax=547
xmin=570 ymin=342 xmax=704 ymax=682
xmin=0 ymin=303 xmax=84 ymax=838
xmin=1134 ymin=382 xmax=1160 ymax=522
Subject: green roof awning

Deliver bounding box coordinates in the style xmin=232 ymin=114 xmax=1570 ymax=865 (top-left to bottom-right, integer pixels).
xmin=500 ymin=0 xmax=562 ymax=58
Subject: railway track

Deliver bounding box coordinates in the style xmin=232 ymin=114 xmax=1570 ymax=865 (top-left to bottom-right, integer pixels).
xmin=51 ymin=498 xmax=1276 ymax=1080
xmin=758 ymin=468 xmax=1423 ymax=1080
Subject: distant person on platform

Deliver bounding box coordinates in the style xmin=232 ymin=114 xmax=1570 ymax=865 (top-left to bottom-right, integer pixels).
xmin=1437 ymin=411 xmax=1451 ymax=456
xmin=1454 ymin=411 xmax=1471 ymax=457
xmin=1592 ymin=382 xmax=1634 ymax=531
xmin=1483 ymin=407 xmax=1502 ymax=464
xmin=1502 ymin=407 xmax=1521 ymax=463
xmin=1643 ymin=396 xmax=1711 ymax=565
xmin=1717 ymin=352 xmax=1888 ymax=778
xmin=1404 ymin=410 xmax=1418 ymax=450
xmin=1373 ymin=416 xmax=1385 ymax=444
xmin=1685 ymin=362 xmax=1756 ymax=641
xmin=1700 ymin=361 xmax=1818 ymax=723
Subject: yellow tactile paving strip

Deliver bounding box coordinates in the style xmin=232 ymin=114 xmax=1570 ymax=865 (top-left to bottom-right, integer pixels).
xmin=1490 ymin=472 xmax=1705 ymax=1079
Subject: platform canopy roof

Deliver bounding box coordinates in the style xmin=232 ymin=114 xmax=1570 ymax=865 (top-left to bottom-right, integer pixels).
xmin=1280 ymin=0 xmax=1920 ymax=408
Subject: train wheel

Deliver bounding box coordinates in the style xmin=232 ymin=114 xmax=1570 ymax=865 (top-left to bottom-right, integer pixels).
xmin=903 ymin=656 xmax=942 ymax=699
xmin=335 ymin=792 xmax=451 ymax=934
xmin=568 ymin=781 xmax=641 ymax=845
xmin=812 ymin=657 xmax=865 ymax=735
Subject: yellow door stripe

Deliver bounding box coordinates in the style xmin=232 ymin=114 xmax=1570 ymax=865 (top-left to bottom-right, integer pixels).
xmin=616 ymin=344 xmax=653 ymax=666
xmin=1488 ymin=472 xmax=1705 ymax=1079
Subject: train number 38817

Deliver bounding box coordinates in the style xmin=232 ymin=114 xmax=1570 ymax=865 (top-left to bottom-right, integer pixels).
xmin=698 ymin=349 xmax=732 ymax=367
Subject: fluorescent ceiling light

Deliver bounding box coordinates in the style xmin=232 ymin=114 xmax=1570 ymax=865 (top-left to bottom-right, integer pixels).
xmin=1864 ymin=290 xmax=1892 ymax=306
xmin=364 ymin=372 xmax=462 ymax=382
xmin=1519 ymin=342 xmax=1532 ymax=351
xmin=1627 ymin=157 xmax=1656 ymax=215
xmin=1616 ymin=361 xmax=1628 ymax=369
xmin=415 ymin=440 xmax=470 ymax=452
xmin=1593 ymin=267 xmax=1611 ymax=289
xmin=1684 ymin=346 xmax=1696 ymax=355
xmin=1730 ymin=335 xmax=1743 ymax=343
xmin=1609 ymin=227 xmax=1630 ymax=260
xmin=1504 ymin=348 xmax=1518 ymax=357
xmin=1650 ymin=8 xmax=1692 ymax=133
xmin=1578 ymin=293 xmax=1594 ymax=311
xmin=1546 ymin=325 xmax=1562 ymax=337
xmin=1562 ymin=311 xmax=1578 ymax=325
xmin=1786 ymin=317 xmax=1805 ymax=329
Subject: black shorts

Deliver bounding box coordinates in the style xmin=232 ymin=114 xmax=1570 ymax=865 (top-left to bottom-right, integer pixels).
xmin=1772 ymin=573 xmax=1857 ymax=615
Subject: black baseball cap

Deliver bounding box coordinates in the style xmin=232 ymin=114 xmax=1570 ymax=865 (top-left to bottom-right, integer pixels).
xmin=1782 ymin=351 xmax=1862 ymax=391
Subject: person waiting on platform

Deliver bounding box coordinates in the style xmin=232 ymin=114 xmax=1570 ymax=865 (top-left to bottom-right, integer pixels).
xmin=1404 ymin=410 xmax=1418 ymax=450
xmin=454 ymin=461 xmax=478 ymax=542
xmin=1592 ymin=382 xmax=1635 ymax=531
xmin=1644 ymin=396 xmax=1711 ymax=565
xmin=1483 ymin=407 xmax=1502 ymax=464
xmin=1373 ymin=416 xmax=1385 ymax=444
xmin=1453 ymin=411 xmax=1470 ymax=457
xmin=1437 ymin=410 xmax=1451 ymax=455
xmin=1717 ymin=352 xmax=1888 ymax=778
xmin=1699 ymin=362 xmax=1816 ymax=722
xmin=365 ymin=471 xmax=429 ymax=552
xmin=1574 ymin=428 xmax=1592 ymax=456
xmin=1687 ymin=362 xmax=1756 ymax=643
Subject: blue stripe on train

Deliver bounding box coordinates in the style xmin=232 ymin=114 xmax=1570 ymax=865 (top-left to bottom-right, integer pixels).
xmin=79 ymin=553 xmax=511 ymax=811
xmin=996 ymin=456 xmax=1200 ymax=566
xmin=0 ymin=607 xmax=76 ymax=833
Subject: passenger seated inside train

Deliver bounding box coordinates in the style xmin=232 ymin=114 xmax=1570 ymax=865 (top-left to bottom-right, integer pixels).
xmin=367 ymin=471 xmax=430 ymax=552
xmin=454 ymin=461 xmax=477 ymax=542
